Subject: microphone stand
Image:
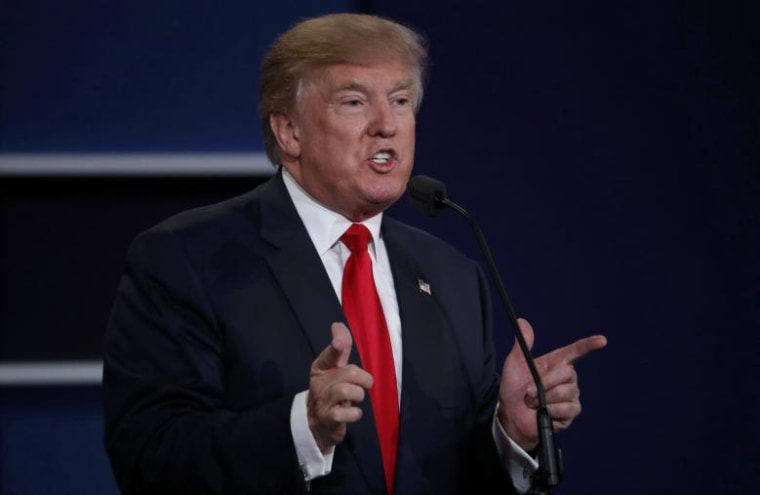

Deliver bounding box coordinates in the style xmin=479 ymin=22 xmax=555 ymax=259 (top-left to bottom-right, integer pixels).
xmin=436 ymin=196 xmax=563 ymax=494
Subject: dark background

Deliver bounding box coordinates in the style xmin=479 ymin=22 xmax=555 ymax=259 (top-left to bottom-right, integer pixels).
xmin=1 ymin=0 xmax=758 ymax=493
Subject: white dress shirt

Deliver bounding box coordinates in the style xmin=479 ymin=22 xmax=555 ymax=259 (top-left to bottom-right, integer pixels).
xmin=281 ymin=169 xmax=537 ymax=492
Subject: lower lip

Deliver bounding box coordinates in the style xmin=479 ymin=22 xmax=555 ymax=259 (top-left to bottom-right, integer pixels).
xmin=368 ymin=158 xmax=396 ymax=172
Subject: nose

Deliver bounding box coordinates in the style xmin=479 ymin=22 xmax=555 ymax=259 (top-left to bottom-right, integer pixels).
xmin=367 ymin=102 xmax=397 ymax=138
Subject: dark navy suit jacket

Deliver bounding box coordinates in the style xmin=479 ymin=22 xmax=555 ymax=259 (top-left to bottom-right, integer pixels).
xmin=103 ymin=170 xmax=516 ymax=494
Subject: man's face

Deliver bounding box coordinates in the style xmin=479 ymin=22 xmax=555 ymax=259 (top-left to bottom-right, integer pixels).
xmin=282 ymin=61 xmax=417 ymax=221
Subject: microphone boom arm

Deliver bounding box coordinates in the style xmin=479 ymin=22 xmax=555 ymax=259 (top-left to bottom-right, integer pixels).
xmin=436 ymin=194 xmax=563 ymax=494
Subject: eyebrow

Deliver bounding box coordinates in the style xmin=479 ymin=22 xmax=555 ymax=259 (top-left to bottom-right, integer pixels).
xmin=333 ymin=79 xmax=415 ymax=95
xmin=333 ymin=81 xmax=368 ymax=94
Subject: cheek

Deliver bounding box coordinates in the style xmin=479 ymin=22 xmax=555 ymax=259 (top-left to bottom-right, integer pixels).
xmin=320 ymin=124 xmax=364 ymax=155
xmin=403 ymin=128 xmax=416 ymax=160
xmin=401 ymin=118 xmax=416 ymax=143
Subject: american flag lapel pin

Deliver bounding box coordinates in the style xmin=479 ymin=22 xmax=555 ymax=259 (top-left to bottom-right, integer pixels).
xmin=417 ymin=278 xmax=431 ymax=295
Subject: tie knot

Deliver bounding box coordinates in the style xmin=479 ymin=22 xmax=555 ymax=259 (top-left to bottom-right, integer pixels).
xmin=341 ymin=223 xmax=372 ymax=253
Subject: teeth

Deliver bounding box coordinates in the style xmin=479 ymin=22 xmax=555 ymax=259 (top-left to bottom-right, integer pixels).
xmin=372 ymin=152 xmax=392 ymax=164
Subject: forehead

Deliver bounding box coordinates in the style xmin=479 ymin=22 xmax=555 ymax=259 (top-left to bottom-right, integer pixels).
xmin=304 ymin=61 xmax=417 ymax=94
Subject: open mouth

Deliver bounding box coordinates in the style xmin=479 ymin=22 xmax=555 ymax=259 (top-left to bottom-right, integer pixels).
xmin=370 ymin=150 xmax=395 ymax=164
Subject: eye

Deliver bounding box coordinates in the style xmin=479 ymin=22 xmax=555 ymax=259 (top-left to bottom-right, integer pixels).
xmin=343 ymin=98 xmax=364 ymax=107
xmin=393 ymin=96 xmax=411 ymax=107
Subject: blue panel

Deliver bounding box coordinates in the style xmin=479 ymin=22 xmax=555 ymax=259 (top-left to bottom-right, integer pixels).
xmin=0 ymin=387 xmax=119 ymax=495
xmin=0 ymin=0 xmax=356 ymax=152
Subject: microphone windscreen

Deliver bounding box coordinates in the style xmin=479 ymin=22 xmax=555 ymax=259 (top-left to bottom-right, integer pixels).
xmin=407 ymin=175 xmax=447 ymax=215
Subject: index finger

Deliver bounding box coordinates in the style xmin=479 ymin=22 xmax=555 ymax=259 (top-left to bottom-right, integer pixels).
xmin=545 ymin=334 xmax=607 ymax=367
xmin=312 ymin=322 xmax=353 ymax=371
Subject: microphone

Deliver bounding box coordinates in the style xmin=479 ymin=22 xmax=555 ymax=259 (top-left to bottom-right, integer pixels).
xmin=407 ymin=175 xmax=562 ymax=494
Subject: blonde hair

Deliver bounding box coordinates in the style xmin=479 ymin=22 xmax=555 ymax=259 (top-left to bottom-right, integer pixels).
xmin=259 ymin=13 xmax=429 ymax=164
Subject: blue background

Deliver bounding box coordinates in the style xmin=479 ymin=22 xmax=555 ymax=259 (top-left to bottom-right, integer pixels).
xmin=1 ymin=0 xmax=758 ymax=493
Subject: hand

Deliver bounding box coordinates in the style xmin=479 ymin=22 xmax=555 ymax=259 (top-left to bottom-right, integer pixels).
xmin=498 ymin=318 xmax=607 ymax=452
xmin=308 ymin=322 xmax=373 ymax=453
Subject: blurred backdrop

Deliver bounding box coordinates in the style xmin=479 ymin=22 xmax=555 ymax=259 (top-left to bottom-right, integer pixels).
xmin=1 ymin=0 xmax=757 ymax=493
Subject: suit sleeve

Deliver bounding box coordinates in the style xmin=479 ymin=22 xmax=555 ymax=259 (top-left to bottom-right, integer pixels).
xmin=103 ymin=227 xmax=306 ymax=495
xmin=461 ymin=262 xmax=519 ymax=494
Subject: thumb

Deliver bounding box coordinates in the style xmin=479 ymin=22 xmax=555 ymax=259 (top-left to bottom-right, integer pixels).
xmin=505 ymin=318 xmax=535 ymax=366
xmin=312 ymin=322 xmax=353 ymax=371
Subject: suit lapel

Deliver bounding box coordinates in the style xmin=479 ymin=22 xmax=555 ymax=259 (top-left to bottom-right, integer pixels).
xmin=258 ymin=171 xmax=386 ymax=495
xmin=259 ymin=172 xmax=344 ymax=356
xmin=383 ymin=219 xmax=449 ymax=408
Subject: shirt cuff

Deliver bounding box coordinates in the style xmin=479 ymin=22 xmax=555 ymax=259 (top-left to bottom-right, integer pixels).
xmin=291 ymin=390 xmax=335 ymax=482
xmin=492 ymin=405 xmax=539 ymax=494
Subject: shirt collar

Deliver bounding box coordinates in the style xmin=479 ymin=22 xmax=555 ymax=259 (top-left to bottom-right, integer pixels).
xmin=282 ymin=168 xmax=383 ymax=256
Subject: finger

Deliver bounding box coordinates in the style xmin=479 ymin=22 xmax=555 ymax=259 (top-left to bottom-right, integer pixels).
xmin=506 ymin=318 xmax=535 ymax=362
xmin=328 ymin=380 xmax=368 ymax=405
xmin=330 ymin=403 xmax=365 ymax=424
xmin=546 ymin=400 xmax=582 ymax=426
xmin=526 ymin=365 xmax=578 ymax=399
xmin=516 ymin=318 xmax=535 ymax=350
xmin=330 ymin=322 xmax=353 ymax=367
xmin=309 ymin=381 xmax=367 ymax=421
xmin=310 ymin=364 xmax=374 ymax=412
xmin=309 ymin=384 xmax=365 ymax=430
xmin=343 ymin=364 xmax=374 ymax=390
xmin=544 ymin=334 xmax=607 ymax=367
xmin=526 ymin=381 xmax=579 ymax=409
xmin=312 ymin=322 xmax=354 ymax=372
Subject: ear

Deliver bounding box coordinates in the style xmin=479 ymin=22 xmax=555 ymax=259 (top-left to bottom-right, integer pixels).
xmin=269 ymin=112 xmax=301 ymax=159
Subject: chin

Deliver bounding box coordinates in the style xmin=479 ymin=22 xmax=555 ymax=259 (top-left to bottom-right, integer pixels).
xmin=370 ymin=181 xmax=406 ymax=204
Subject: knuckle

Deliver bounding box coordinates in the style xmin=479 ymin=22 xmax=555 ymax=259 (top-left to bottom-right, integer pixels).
xmin=344 ymin=364 xmax=363 ymax=380
xmin=333 ymin=383 xmax=351 ymax=402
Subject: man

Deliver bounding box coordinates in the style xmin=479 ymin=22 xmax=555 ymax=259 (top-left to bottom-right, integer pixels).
xmin=103 ymin=13 xmax=606 ymax=494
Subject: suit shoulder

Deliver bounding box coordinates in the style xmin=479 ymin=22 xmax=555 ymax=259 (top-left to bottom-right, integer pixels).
xmin=136 ymin=175 xmax=281 ymax=247
xmin=382 ymin=216 xmax=471 ymax=264
xmin=156 ymin=189 xmax=260 ymax=235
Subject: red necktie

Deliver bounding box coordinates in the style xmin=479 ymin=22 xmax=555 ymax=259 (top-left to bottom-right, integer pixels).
xmin=340 ymin=223 xmax=398 ymax=495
